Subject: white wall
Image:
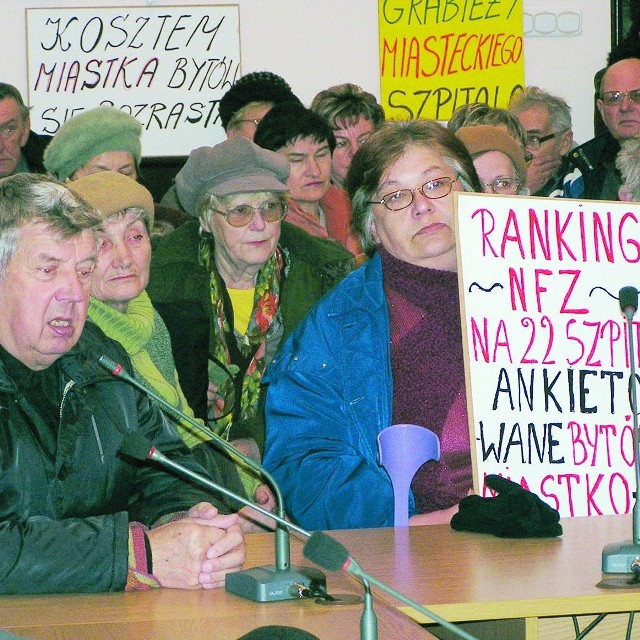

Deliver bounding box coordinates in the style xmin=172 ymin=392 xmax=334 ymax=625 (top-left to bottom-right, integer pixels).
xmin=1 ymin=0 xmax=611 ymax=145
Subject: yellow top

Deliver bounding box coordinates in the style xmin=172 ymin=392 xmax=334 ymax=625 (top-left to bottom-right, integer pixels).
xmin=227 ymin=287 xmax=255 ymax=336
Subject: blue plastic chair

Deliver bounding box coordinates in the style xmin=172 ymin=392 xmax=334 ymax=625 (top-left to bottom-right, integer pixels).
xmin=377 ymin=423 xmax=441 ymax=527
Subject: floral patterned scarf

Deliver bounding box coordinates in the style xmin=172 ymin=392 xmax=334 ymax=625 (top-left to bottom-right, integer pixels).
xmin=200 ymin=236 xmax=285 ymax=440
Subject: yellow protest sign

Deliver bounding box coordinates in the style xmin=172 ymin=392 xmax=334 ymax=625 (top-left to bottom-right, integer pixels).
xmin=379 ymin=0 xmax=525 ymax=121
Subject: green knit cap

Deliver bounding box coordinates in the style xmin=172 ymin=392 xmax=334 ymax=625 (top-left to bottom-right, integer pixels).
xmin=43 ymin=106 xmax=142 ymax=181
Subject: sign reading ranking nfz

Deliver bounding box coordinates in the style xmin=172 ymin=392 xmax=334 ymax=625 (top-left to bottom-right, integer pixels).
xmin=456 ymin=192 xmax=640 ymax=518
xmin=26 ymin=6 xmax=241 ymax=156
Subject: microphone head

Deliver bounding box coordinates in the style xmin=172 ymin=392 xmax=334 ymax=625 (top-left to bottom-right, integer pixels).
xmin=98 ymin=354 xmax=121 ymax=374
xmin=236 ymin=627 xmax=320 ymax=640
xmin=119 ymin=433 xmax=154 ymax=461
xmin=619 ymin=286 xmax=639 ymax=315
xmin=303 ymin=531 xmax=350 ymax=572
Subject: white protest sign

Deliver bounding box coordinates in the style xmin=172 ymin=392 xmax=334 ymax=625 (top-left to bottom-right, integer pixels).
xmin=455 ymin=192 xmax=640 ymax=518
xmin=26 ymin=5 xmax=240 ymax=156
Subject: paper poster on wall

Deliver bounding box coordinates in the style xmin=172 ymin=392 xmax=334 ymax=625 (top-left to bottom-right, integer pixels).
xmin=26 ymin=5 xmax=240 ymax=156
xmin=455 ymin=192 xmax=640 ymax=518
xmin=378 ymin=0 xmax=525 ymax=122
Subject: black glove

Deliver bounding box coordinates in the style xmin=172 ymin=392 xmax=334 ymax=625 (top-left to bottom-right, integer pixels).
xmin=450 ymin=474 xmax=563 ymax=538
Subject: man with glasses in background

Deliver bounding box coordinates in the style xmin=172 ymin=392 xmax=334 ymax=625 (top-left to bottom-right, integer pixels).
xmin=0 ymin=83 xmax=50 ymax=178
xmin=556 ymin=58 xmax=640 ymax=200
xmin=509 ymin=86 xmax=575 ymax=197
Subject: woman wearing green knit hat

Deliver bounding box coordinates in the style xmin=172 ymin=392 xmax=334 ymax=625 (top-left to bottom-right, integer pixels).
xmin=69 ymin=170 xmax=276 ymax=533
xmin=43 ymin=105 xmax=142 ymax=181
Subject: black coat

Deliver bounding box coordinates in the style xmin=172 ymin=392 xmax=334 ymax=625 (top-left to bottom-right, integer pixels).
xmin=22 ymin=130 xmax=52 ymax=174
xmin=0 ymin=323 xmax=223 ymax=594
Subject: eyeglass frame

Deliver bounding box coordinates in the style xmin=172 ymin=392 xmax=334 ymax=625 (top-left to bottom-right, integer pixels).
xmin=210 ymin=200 xmax=288 ymax=227
xmin=481 ymin=177 xmax=521 ymax=195
xmin=236 ymin=118 xmax=262 ymax=127
xmin=525 ymin=132 xmax=557 ymax=150
xmin=599 ymin=88 xmax=640 ymax=107
xmin=368 ymin=175 xmax=459 ymax=211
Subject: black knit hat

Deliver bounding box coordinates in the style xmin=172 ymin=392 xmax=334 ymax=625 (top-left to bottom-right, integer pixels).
xmin=219 ymin=71 xmax=300 ymax=130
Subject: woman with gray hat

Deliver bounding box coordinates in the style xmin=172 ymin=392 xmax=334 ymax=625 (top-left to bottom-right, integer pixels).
xmin=43 ymin=105 xmax=142 ymax=181
xmin=146 ymin=136 xmax=354 ymax=488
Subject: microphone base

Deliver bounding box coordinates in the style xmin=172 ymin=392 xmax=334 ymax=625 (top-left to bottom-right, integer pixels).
xmin=602 ymin=540 xmax=640 ymax=573
xmin=225 ymin=565 xmax=327 ymax=602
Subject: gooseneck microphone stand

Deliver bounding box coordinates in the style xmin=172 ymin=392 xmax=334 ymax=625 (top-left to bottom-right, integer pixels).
xmin=602 ymin=286 xmax=640 ymax=573
xmin=99 ymin=355 xmax=325 ymax=601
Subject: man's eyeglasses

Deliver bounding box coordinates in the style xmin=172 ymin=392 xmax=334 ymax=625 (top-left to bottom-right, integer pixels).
xmin=213 ymin=201 xmax=287 ymax=227
xmin=369 ymin=176 xmax=458 ymax=211
xmin=526 ymin=132 xmax=556 ymax=150
xmin=237 ymin=118 xmax=262 ymax=127
xmin=482 ymin=177 xmax=520 ymax=195
xmin=0 ymin=123 xmax=22 ymax=141
xmin=600 ymin=89 xmax=640 ymax=107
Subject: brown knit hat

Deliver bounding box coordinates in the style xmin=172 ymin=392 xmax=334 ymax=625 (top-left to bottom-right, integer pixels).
xmin=455 ymin=124 xmax=527 ymax=180
xmin=68 ymin=171 xmax=155 ymax=227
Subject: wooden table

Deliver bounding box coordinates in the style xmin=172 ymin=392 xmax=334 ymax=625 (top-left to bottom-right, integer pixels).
xmin=4 ymin=515 xmax=639 ymax=640
xmin=325 ymin=514 xmax=640 ymax=640
xmin=0 ymin=531 xmax=434 ymax=640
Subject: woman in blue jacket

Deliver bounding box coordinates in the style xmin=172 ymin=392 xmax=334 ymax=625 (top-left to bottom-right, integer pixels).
xmin=263 ymin=120 xmax=482 ymax=530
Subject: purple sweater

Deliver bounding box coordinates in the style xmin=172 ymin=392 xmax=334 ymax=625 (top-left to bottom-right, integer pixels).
xmin=381 ymin=247 xmax=472 ymax=514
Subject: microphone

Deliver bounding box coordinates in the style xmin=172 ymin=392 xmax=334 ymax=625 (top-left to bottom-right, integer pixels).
xmin=360 ymin=579 xmax=378 ymax=640
xmin=120 ymin=433 xmax=309 ymax=538
xmin=119 ymin=433 xmax=326 ymax=599
xmin=99 ymin=355 xmax=325 ymax=601
xmin=620 ymin=285 xmax=639 ymax=322
xmin=303 ymin=532 xmax=479 ymax=640
xmin=602 ymin=286 xmax=640 ymax=575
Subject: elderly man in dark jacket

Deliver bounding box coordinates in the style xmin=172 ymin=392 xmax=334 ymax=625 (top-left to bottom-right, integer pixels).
xmin=0 ymin=173 xmax=245 ymax=595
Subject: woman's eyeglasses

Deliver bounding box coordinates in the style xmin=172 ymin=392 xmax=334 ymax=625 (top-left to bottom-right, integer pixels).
xmin=369 ymin=176 xmax=458 ymax=211
xmin=213 ymin=201 xmax=287 ymax=227
xmin=482 ymin=177 xmax=520 ymax=195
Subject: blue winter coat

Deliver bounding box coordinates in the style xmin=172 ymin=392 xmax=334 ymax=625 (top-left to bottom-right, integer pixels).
xmin=264 ymin=253 xmax=415 ymax=530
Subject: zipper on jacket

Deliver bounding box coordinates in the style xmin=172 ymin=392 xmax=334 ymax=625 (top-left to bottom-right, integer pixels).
xmin=59 ymin=379 xmax=75 ymax=422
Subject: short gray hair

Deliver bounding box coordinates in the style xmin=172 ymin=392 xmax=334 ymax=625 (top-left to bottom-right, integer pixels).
xmin=0 ymin=173 xmax=102 ymax=278
xmin=101 ymin=206 xmax=153 ymax=235
xmin=509 ymin=86 xmax=572 ymax=135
